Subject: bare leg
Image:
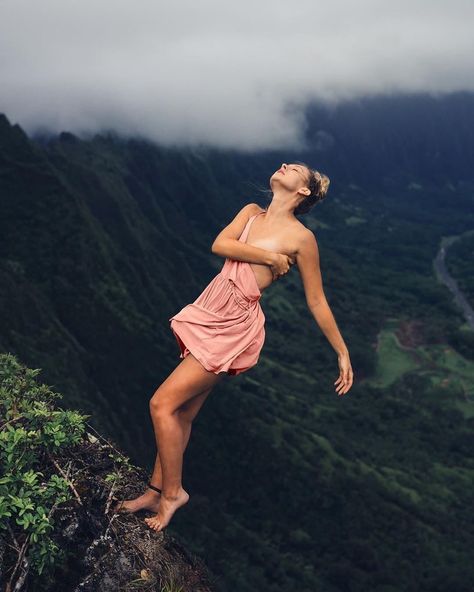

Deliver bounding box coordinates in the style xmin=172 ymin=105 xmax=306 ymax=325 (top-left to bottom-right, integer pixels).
xmin=144 ymin=353 xmax=225 ymax=532
xmin=114 ymin=384 xmax=213 ymax=514
xmin=149 ymin=383 xmax=213 ymax=487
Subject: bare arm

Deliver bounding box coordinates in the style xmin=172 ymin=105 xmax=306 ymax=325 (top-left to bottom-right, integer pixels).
xmin=211 ymin=203 xmax=276 ymax=265
xmin=296 ymin=229 xmax=349 ymax=357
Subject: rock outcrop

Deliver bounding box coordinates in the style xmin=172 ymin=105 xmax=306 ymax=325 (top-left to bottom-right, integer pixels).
xmin=0 ymin=353 xmax=217 ymax=592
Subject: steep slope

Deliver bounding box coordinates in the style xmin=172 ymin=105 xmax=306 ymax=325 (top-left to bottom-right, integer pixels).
xmin=0 ymin=353 xmax=217 ymax=592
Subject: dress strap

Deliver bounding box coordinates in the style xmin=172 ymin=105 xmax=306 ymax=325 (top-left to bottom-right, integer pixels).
xmin=240 ymin=210 xmax=265 ymax=243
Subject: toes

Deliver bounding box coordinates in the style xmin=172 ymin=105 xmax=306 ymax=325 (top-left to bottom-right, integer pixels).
xmin=144 ymin=517 xmax=160 ymax=530
xmin=143 ymin=515 xmax=168 ymax=532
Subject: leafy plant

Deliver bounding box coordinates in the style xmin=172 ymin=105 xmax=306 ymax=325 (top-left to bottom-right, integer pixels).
xmin=0 ymin=352 xmax=90 ymax=584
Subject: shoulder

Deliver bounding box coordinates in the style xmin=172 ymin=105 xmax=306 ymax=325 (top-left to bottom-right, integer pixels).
xmin=242 ymin=202 xmax=266 ymax=217
xmin=212 ymin=203 xmax=265 ymax=246
xmin=295 ymin=224 xmax=318 ymax=255
xmin=229 ymin=203 xmax=266 ymax=225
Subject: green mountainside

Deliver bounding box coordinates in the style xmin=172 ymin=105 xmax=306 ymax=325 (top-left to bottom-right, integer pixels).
xmin=1 ymin=110 xmax=473 ymax=591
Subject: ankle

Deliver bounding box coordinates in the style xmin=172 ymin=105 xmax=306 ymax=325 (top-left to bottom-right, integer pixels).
xmin=162 ymin=486 xmax=185 ymax=500
xmin=147 ymin=483 xmax=162 ymax=496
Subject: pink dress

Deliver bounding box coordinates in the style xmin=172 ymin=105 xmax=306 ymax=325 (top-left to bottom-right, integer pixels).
xmin=169 ymin=211 xmax=266 ymax=375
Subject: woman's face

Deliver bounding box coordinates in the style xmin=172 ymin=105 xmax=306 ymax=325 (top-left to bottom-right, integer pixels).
xmin=270 ymin=163 xmax=310 ymax=195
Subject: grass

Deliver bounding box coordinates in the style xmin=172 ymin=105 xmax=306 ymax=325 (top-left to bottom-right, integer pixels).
xmin=366 ymin=320 xmax=474 ymax=418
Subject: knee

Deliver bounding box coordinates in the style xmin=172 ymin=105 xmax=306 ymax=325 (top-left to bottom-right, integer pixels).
xmin=149 ymin=388 xmax=173 ymax=418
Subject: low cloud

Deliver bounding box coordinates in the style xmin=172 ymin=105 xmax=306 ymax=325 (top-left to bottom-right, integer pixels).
xmin=0 ymin=0 xmax=472 ymax=149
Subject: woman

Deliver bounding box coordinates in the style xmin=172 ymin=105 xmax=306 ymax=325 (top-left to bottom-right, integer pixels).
xmin=114 ymin=162 xmax=354 ymax=532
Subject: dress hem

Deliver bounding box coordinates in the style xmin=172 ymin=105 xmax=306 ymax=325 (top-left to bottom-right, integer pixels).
xmin=170 ymin=323 xmax=248 ymax=376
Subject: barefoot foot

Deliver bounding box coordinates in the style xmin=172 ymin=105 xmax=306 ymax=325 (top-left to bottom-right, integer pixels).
xmin=144 ymin=487 xmax=189 ymax=532
xmin=113 ymin=486 xmax=162 ymax=514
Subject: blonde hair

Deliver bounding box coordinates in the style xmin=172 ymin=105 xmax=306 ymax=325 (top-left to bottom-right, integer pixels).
xmin=294 ymin=163 xmax=330 ymax=215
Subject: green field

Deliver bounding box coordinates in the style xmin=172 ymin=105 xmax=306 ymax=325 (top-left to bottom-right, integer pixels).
xmin=367 ymin=319 xmax=474 ymax=417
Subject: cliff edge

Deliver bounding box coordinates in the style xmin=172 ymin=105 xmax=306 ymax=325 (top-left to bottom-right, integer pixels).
xmin=0 ymin=353 xmax=217 ymax=592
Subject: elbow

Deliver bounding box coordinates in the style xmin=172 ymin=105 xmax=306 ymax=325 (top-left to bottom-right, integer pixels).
xmin=211 ymin=239 xmax=223 ymax=255
xmin=212 ymin=237 xmax=237 ymax=258
xmin=307 ymin=295 xmax=327 ymax=310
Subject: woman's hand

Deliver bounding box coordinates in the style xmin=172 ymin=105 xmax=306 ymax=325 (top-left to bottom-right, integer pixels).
xmin=334 ymin=352 xmax=353 ymax=396
xmin=270 ymin=253 xmax=296 ymax=281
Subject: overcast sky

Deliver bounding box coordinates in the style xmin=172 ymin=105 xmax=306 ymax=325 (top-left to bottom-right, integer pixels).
xmin=0 ymin=0 xmax=472 ymax=150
